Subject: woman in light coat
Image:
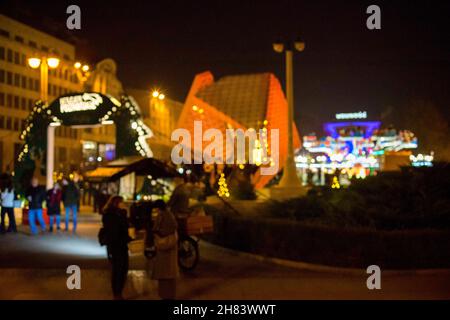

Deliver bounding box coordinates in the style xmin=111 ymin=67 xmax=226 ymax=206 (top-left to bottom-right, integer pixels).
xmin=152 ymin=199 xmax=179 ymax=300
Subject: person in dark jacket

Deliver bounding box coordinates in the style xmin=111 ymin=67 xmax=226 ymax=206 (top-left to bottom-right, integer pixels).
xmin=167 ymin=178 xmax=191 ymax=214
xmin=96 ymin=187 xmax=109 ymax=215
xmin=46 ymin=182 xmax=62 ymax=232
xmin=62 ymin=178 xmax=80 ymax=233
xmin=25 ymin=177 xmax=47 ymax=235
xmin=101 ymin=195 xmax=131 ymax=300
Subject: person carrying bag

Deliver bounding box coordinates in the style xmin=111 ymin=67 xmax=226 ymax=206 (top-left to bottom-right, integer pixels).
xmin=151 ymin=200 xmax=179 ymax=300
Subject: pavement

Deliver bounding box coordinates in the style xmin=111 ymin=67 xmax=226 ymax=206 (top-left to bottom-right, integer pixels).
xmin=0 ymin=212 xmax=449 ymax=300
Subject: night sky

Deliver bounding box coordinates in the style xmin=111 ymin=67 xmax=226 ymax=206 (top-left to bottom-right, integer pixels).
xmin=2 ymin=0 xmax=449 ymax=134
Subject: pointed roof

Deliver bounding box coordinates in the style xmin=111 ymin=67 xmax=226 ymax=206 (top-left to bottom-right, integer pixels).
xmin=195 ymin=73 xmax=271 ymax=128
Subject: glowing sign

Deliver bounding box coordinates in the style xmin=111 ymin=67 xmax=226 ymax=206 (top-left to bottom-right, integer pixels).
xmin=335 ymin=111 xmax=367 ymax=120
xmin=59 ymin=93 xmax=103 ymax=113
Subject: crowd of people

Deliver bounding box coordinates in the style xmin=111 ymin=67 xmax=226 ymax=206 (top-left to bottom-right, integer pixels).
xmin=0 ymin=176 xmax=81 ymax=235
xmin=26 ymin=177 xmax=81 ymax=235
xmin=103 ymin=177 xmax=199 ymax=300
xmin=1 ymin=174 xmax=188 ymax=300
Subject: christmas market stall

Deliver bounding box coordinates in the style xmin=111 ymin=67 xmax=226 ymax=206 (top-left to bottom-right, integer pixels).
xmin=85 ymin=155 xmax=179 ymax=201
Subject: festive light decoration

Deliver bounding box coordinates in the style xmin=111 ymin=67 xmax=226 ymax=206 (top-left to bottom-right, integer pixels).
xmin=217 ymin=173 xmax=230 ymax=198
xmin=14 ymin=94 xmax=153 ymax=195
xmin=410 ymin=153 xmax=434 ymax=167
xmin=99 ymin=95 xmax=153 ymax=158
xmin=331 ymin=176 xmax=340 ymax=189
xmin=139 ymin=176 xmax=169 ymax=197
xmin=191 ymin=105 xmax=204 ymax=115
xmin=298 ymin=122 xmax=418 ymax=175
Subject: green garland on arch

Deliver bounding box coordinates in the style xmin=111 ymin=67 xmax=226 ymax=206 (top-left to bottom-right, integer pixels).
xmin=13 ymin=94 xmax=153 ymax=195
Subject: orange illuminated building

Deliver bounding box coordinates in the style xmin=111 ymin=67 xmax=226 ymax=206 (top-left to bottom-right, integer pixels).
xmin=177 ymin=71 xmax=301 ymax=188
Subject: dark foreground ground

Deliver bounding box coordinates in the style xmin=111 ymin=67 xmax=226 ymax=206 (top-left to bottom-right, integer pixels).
xmin=0 ymin=214 xmax=449 ymax=300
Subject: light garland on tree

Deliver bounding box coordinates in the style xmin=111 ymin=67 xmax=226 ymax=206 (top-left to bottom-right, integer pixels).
xmin=217 ymin=173 xmax=230 ymax=198
xmin=331 ymin=176 xmax=341 ymax=189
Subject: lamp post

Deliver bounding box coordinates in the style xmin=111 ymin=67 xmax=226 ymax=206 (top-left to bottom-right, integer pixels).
xmin=28 ymin=56 xmax=60 ymax=189
xmin=272 ymin=39 xmax=305 ymax=198
xmin=151 ymin=90 xmax=165 ymax=101
xmin=150 ymin=89 xmax=165 ymax=115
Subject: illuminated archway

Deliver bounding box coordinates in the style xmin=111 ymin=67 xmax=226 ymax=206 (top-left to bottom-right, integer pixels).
xmin=14 ymin=92 xmax=153 ymax=194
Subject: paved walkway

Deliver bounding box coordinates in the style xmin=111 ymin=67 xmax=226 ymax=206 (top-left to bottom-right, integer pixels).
xmin=0 ymin=214 xmax=449 ymax=300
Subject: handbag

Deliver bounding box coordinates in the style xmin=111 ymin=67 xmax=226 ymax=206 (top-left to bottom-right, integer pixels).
xmin=154 ymin=232 xmax=178 ymax=251
xmin=98 ymin=227 xmax=108 ymax=246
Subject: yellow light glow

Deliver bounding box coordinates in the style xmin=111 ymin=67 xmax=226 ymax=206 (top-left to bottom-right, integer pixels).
xmin=82 ymin=65 xmax=89 ymax=72
xmin=74 ymin=62 xmax=82 ymax=69
xmin=158 ymin=93 xmax=165 ymax=100
xmin=331 ymin=176 xmax=340 ymax=189
xmin=192 ymin=105 xmax=198 ymax=111
xmin=253 ymin=148 xmax=263 ymax=166
xmin=28 ymin=57 xmax=41 ymax=69
xmin=217 ymin=173 xmax=230 ymax=198
xmin=198 ymin=108 xmax=204 ymax=114
xmin=47 ymin=57 xmax=60 ymax=69
xmin=152 ymin=91 xmax=160 ymax=98
xmin=263 ymin=120 xmax=268 ymax=126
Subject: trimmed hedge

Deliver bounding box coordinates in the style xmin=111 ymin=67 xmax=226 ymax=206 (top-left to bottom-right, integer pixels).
xmin=203 ymin=205 xmax=450 ymax=269
xmin=263 ymin=164 xmax=450 ymax=231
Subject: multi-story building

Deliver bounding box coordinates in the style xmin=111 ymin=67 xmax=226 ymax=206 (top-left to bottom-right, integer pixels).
xmin=127 ymin=88 xmax=184 ymax=160
xmin=0 ymin=14 xmax=123 ymax=175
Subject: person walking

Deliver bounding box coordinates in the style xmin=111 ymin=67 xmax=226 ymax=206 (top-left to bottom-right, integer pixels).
xmin=167 ymin=177 xmax=191 ymax=214
xmin=101 ymin=195 xmax=131 ymax=300
xmin=0 ymin=180 xmax=17 ymax=233
xmin=152 ymin=199 xmax=179 ymax=300
xmin=46 ymin=182 xmax=62 ymax=232
xmin=62 ymin=178 xmax=80 ymax=233
xmin=26 ymin=177 xmax=47 ymax=235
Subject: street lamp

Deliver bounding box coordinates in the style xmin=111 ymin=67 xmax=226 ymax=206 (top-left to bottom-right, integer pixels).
xmin=27 ymin=57 xmax=41 ymax=69
xmin=272 ymin=38 xmax=305 ymax=197
xmin=27 ymin=55 xmax=60 ymax=103
xmin=47 ymin=57 xmax=60 ymax=69
xmin=152 ymin=89 xmax=165 ymax=100
xmin=27 ymin=55 xmax=60 ymax=189
xmin=73 ymin=62 xmax=90 ymax=82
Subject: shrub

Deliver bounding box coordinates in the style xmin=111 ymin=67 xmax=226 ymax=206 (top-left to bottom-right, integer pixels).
xmin=203 ymin=204 xmax=450 ymax=269
xmin=266 ymin=164 xmax=450 ymax=230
